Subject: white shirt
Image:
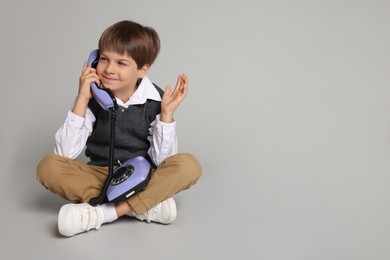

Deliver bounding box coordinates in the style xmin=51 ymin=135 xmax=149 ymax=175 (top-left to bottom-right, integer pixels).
xmin=54 ymin=76 xmax=178 ymax=166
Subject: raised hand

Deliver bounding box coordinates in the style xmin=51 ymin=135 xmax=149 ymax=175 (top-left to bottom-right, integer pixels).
xmin=78 ymin=61 xmax=100 ymax=101
xmin=160 ymin=74 xmax=188 ymax=123
xmin=72 ymin=61 xmax=101 ymax=118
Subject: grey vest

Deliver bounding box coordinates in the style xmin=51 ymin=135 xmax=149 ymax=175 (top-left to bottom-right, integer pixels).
xmin=85 ymin=85 xmax=164 ymax=166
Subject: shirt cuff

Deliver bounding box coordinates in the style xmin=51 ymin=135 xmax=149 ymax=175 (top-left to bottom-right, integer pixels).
xmin=155 ymin=114 xmax=176 ymax=127
xmin=66 ymin=110 xmax=85 ymax=129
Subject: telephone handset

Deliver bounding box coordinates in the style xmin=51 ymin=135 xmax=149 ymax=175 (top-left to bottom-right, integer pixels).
xmin=87 ymin=49 xmax=118 ymax=111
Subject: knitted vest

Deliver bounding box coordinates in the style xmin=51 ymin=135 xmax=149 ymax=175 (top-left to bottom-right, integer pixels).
xmin=85 ymin=85 xmax=164 ymax=166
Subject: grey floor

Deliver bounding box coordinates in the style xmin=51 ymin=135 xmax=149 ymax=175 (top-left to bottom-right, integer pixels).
xmin=2 ymin=0 xmax=390 ymax=259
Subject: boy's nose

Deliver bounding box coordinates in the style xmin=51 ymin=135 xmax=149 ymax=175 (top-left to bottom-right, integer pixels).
xmin=104 ymin=63 xmax=115 ymax=73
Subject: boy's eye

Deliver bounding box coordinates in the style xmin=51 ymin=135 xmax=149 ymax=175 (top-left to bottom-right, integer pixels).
xmin=99 ymin=57 xmax=108 ymax=62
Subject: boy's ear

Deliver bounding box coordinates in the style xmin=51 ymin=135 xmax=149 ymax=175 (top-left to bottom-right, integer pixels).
xmin=138 ymin=64 xmax=150 ymax=78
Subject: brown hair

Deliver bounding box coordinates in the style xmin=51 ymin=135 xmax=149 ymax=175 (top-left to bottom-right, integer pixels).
xmin=98 ymin=20 xmax=160 ymax=69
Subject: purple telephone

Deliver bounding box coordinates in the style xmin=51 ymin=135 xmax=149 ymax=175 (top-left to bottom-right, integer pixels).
xmin=106 ymin=156 xmax=151 ymax=203
xmin=87 ymin=49 xmax=151 ymax=205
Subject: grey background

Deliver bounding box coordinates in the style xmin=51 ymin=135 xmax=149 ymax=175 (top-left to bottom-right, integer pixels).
xmin=1 ymin=0 xmax=390 ymax=259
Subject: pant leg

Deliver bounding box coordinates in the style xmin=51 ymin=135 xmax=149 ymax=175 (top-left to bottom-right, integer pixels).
xmin=127 ymin=153 xmax=202 ymax=214
xmin=36 ymin=154 xmax=108 ymax=203
xmin=36 ymin=153 xmax=202 ymax=213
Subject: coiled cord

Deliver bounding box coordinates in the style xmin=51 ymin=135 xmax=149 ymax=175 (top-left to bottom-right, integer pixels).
xmin=89 ymin=108 xmax=116 ymax=206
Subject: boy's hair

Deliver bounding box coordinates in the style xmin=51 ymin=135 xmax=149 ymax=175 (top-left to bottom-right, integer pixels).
xmin=98 ymin=20 xmax=160 ymax=69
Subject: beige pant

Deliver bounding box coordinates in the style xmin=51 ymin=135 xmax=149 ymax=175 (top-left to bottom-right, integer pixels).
xmin=36 ymin=153 xmax=202 ymax=214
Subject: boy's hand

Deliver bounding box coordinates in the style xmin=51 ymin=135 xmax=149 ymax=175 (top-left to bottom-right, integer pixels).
xmin=72 ymin=61 xmax=100 ymax=118
xmin=161 ymin=74 xmax=188 ymax=123
xmin=78 ymin=61 xmax=100 ymax=101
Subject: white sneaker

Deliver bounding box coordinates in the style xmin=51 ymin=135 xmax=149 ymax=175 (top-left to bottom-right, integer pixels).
xmin=58 ymin=203 xmax=104 ymax=237
xmin=133 ymin=198 xmax=177 ymax=224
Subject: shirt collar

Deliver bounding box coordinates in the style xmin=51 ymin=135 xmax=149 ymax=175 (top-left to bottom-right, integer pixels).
xmin=115 ymin=76 xmax=162 ymax=109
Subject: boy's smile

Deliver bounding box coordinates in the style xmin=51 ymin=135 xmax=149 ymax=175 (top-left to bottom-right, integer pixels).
xmin=97 ymin=50 xmax=148 ymax=103
xmin=100 ymin=74 xmax=118 ymax=84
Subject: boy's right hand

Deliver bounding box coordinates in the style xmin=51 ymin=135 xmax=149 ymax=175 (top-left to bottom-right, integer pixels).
xmin=72 ymin=62 xmax=100 ymax=118
xmin=78 ymin=61 xmax=100 ymax=101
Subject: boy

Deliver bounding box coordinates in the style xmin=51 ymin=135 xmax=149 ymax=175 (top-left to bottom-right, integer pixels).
xmin=36 ymin=20 xmax=202 ymax=237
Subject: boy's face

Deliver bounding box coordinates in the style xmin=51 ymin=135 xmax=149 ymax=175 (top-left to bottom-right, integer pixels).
xmin=96 ymin=50 xmax=148 ymax=97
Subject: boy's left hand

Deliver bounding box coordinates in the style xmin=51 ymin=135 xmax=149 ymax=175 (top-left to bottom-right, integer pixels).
xmin=161 ymin=74 xmax=188 ymax=123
